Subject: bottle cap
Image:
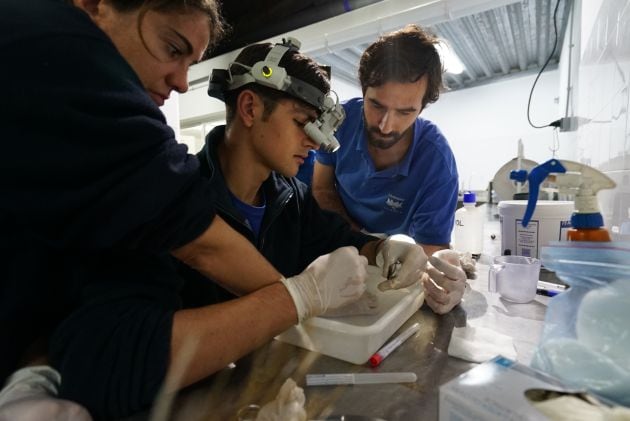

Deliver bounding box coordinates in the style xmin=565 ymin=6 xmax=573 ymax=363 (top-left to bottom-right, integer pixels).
xmin=368 ymin=354 xmax=383 ymax=367
xmin=571 ymin=212 xmax=604 ymax=229
xmin=463 ymin=191 xmax=476 ymax=204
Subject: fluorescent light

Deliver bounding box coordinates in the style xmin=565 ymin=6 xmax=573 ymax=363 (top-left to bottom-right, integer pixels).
xmin=436 ymin=41 xmax=465 ymax=74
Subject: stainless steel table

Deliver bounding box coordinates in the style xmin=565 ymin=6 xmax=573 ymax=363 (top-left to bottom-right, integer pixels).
xmin=132 ymin=205 xmax=550 ymax=421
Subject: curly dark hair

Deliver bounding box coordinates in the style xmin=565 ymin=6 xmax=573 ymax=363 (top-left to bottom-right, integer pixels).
xmin=358 ymin=24 xmax=444 ymax=108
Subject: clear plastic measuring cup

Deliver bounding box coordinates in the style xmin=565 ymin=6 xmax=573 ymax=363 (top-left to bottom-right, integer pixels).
xmin=488 ymin=255 xmax=541 ymax=303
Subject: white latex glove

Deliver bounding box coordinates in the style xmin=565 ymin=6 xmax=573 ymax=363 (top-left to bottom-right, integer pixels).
xmin=255 ymin=378 xmax=306 ymax=421
xmin=422 ymin=249 xmax=467 ymax=314
xmin=0 ymin=366 xmax=93 ymax=421
xmin=376 ymin=234 xmax=428 ymax=291
xmin=456 ymin=251 xmax=477 ymax=279
xmin=281 ymin=246 xmax=368 ymax=323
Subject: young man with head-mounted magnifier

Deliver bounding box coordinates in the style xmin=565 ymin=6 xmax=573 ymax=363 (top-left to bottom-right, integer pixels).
xmin=181 ymin=39 xmax=431 ymax=318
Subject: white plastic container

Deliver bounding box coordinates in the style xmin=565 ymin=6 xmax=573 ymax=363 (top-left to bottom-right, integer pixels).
xmin=451 ymin=192 xmax=484 ymax=255
xmin=275 ymin=266 xmax=424 ymax=364
xmin=498 ymin=200 xmax=573 ymax=259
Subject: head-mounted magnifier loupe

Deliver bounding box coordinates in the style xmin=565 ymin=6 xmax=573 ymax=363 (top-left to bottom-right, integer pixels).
xmin=207 ymin=37 xmax=344 ymax=152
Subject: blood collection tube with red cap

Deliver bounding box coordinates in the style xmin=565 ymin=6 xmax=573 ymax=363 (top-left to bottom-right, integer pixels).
xmin=368 ymin=322 xmax=420 ymax=367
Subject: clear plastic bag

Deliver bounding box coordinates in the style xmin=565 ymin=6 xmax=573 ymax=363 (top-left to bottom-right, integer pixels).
xmin=531 ymin=241 xmax=630 ymax=406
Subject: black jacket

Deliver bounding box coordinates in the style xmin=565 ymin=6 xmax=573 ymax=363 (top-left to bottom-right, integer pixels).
xmin=1 ymin=0 xmax=217 ymax=418
xmin=195 ymin=126 xmax=376 ymax=276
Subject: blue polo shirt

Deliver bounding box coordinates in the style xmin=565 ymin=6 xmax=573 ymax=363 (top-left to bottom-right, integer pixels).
xmin=316 ymin=97 xmax=458 ymax=244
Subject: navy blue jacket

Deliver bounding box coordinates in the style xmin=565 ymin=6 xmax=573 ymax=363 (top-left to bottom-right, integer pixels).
xmin=194 ymin=126 xmax=376 ymax=276
xmin=1 ymin=0 xmax=217 ymax=418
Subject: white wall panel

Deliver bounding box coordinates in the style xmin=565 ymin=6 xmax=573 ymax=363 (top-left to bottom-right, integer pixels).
xmin=422 ymin=70 xmax=571 ymax=191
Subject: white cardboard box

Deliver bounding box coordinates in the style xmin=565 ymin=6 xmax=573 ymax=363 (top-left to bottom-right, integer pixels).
xmin=439 ymin=356 xmax=569 ymax=421
xmin=275 ymin=266 xmax=424 ymax=364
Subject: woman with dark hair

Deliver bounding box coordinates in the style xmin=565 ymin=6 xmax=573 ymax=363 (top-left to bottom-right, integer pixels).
xmin=0 ymin=1 xmax=368 ymax=419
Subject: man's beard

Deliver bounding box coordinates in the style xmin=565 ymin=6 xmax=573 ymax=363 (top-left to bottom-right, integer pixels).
xmin=365 ymin=125 xmax=406 ymax=150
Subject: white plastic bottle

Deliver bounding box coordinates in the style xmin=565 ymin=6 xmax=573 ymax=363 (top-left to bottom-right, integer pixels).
xmin=451 ymin=192 xmax=484 ymax=256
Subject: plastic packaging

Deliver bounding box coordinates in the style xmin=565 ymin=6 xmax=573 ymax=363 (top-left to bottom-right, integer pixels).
xmin=451 ymin=192 xmax=484 ymax=256
xmin=531 ymin=241 xmax=630 ymax=406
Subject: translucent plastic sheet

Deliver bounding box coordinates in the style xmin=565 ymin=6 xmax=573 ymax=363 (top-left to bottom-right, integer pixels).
xmin=531 ymin=241 xmax=630 ymax=407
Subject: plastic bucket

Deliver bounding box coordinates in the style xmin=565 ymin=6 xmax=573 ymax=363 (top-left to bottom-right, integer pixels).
xmin=498 ymin=200 xmax=573 ymax=258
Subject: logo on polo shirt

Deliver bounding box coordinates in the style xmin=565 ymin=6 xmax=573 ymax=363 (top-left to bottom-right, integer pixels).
xmin=385 ymin=194 xmax=404 ymax=213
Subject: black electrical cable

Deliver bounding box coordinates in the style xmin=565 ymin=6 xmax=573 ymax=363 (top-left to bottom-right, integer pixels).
xmin=526 ymin=0 xmax=562 ymax=129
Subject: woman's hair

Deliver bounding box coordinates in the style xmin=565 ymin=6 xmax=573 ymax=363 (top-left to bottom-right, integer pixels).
xmin=80 ymin=0 xmax=226 ymax=49
xmin=358 ymin=24 xmax=443 ymax=108
xmin=224 ymin=43 xmax=330 ymax=125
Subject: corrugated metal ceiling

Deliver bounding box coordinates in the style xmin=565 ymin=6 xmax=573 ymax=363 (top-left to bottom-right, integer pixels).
xmin=311 ymin=0 xmax=572 ymax=92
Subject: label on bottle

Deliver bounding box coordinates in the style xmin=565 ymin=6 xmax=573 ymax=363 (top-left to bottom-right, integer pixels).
xmin=515 ymin=219 xmax=538 ymax=258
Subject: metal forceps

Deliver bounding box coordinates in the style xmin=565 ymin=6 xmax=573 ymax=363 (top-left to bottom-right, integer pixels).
xmin=386 ymin=260 xmax=402 ymax=280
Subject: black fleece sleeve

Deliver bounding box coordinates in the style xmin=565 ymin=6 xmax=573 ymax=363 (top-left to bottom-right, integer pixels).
xmin=49 ymin=253 xmax=180 ymax=420
xmin=2 ymin=18 xmax=215 ymax=254
xmin=0 ymin=3 xmax=217 ymax=417
xmin=296 ymin=181 xmax=377 ymax=269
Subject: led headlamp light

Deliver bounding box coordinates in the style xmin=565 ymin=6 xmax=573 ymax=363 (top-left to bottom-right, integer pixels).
xmin=208 ymin=37 xmax=344 ymax=152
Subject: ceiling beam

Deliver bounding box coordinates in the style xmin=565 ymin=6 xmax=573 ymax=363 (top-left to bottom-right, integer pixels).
xmin=507 ymin=3 xmax=529 ymax=71
xmin=188 ymin=0 xmax=522 ymax=85
xmin=489 ymin=9 xmax=513 ymax=73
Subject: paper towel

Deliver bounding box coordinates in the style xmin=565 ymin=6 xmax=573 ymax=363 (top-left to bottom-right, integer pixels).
xmin=448 ymin=324 xmax=516 ymax=363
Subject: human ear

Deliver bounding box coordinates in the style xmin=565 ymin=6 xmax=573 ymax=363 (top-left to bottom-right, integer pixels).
xmin=72 ymin=0 xmax=103 ymax=17
xmin=236 ymin=90 xmax=260 ymax=128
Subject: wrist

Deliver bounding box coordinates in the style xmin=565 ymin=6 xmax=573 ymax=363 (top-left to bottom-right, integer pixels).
xmin=280 ymin=272 xmax=320 ymax=324
xmin=370 ymin=239 xmax=386 ymax=266
xmin=280 ymin=277 xmax=304 ymax=324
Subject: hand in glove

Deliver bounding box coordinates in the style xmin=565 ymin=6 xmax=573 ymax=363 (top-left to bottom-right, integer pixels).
xmin=422 ymin=249 xmax=468 ymax=314
xmin=0 ymin=366 xmax=93 ymax=421
xmin=281 ymin=246 xmax=368 ymax=323
xmin=456 ymin=251 xmax=477 ymax=279
xmin=376 ymin=234 xmax=428 ymax=291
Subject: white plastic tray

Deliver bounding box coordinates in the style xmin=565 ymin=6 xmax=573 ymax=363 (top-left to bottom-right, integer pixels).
xmin=275 ymin=266 xmax=424 ymax=364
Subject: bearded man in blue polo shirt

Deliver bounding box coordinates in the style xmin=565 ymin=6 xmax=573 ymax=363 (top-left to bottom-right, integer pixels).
xmin=314 ymin=24 xmax=465 ymax=314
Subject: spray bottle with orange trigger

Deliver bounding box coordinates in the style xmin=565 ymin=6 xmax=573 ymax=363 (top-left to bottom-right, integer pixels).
xmin=510 ymin=159 xmax=616 ymax=241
